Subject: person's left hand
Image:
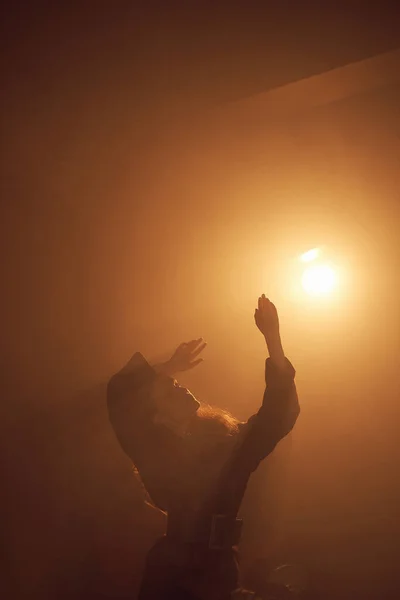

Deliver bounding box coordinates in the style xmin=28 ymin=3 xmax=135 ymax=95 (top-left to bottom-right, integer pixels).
xmin=254 ymin=294 xmax=280 ymax=341
xmin=167 ymin=339 xmax=207 ymax=373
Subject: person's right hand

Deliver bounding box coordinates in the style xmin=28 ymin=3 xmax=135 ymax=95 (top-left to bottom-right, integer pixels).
xmin=167 ymin=339 xmax=207 ymax=374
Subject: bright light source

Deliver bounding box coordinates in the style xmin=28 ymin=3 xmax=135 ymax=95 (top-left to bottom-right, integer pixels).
xmin=300 ymin=248 xmax=320 ymax=262
xmin=302 ymin=265 xmax=336 ymax=296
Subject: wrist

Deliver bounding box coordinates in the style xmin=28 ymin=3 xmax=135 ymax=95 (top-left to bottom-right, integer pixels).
xmin=264 ymin=331 xmax=282 ymax=348
xmin=154 ymin=360 xmax=176 ymax=377
xmin=264 ymin=333 xmax=285 ymax=363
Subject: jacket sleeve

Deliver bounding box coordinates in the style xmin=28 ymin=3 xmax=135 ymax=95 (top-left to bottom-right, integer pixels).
xmin=237 ymin=357 xmax=300 ymax=472
xmin=106 ymin=363 xmax=157 ymax=462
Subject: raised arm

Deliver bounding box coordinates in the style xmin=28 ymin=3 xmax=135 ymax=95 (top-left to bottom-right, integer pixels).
xmin=238 ymin=296 xmax=300 ymax=471
xmin=254 ymin=294 xmax=286 ymax=370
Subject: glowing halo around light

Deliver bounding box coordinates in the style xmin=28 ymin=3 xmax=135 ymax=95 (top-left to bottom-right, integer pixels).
xmin=301 ymin=264 xmax=336 ymax=296
xmin=300 ymin=247 xmax=320 ymax=262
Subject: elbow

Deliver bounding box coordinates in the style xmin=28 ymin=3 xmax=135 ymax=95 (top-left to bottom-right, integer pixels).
xmin=282 ymin=396 xmax=300 ymax=436
xmin=290 ymin=395 xmax=301 ymax=427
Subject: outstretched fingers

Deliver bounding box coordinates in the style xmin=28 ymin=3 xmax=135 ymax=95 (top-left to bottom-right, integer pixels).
xmin=187 ymin=338 xmax=203 ymax=349
xmin=190 ymin=340 xmax=207 ymax=359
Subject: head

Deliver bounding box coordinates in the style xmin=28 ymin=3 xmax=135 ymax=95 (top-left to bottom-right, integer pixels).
xmin=149 ymin=374 xmax=239 ymax=444
xmin=150 ymin=373 xmax=200 ymax=436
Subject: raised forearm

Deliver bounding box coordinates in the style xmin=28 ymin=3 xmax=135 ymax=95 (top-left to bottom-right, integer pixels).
xmin=264 ymin=332 xmax=286 ymax=370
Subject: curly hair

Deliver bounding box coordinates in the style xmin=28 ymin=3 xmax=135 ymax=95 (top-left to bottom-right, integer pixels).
xmin=193 ymin=403 xmax=240 ymax=436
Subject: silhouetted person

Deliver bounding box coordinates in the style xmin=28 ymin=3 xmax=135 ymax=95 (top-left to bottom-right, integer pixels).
xmin=107 ymin=295 xmax=300 ymax=599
